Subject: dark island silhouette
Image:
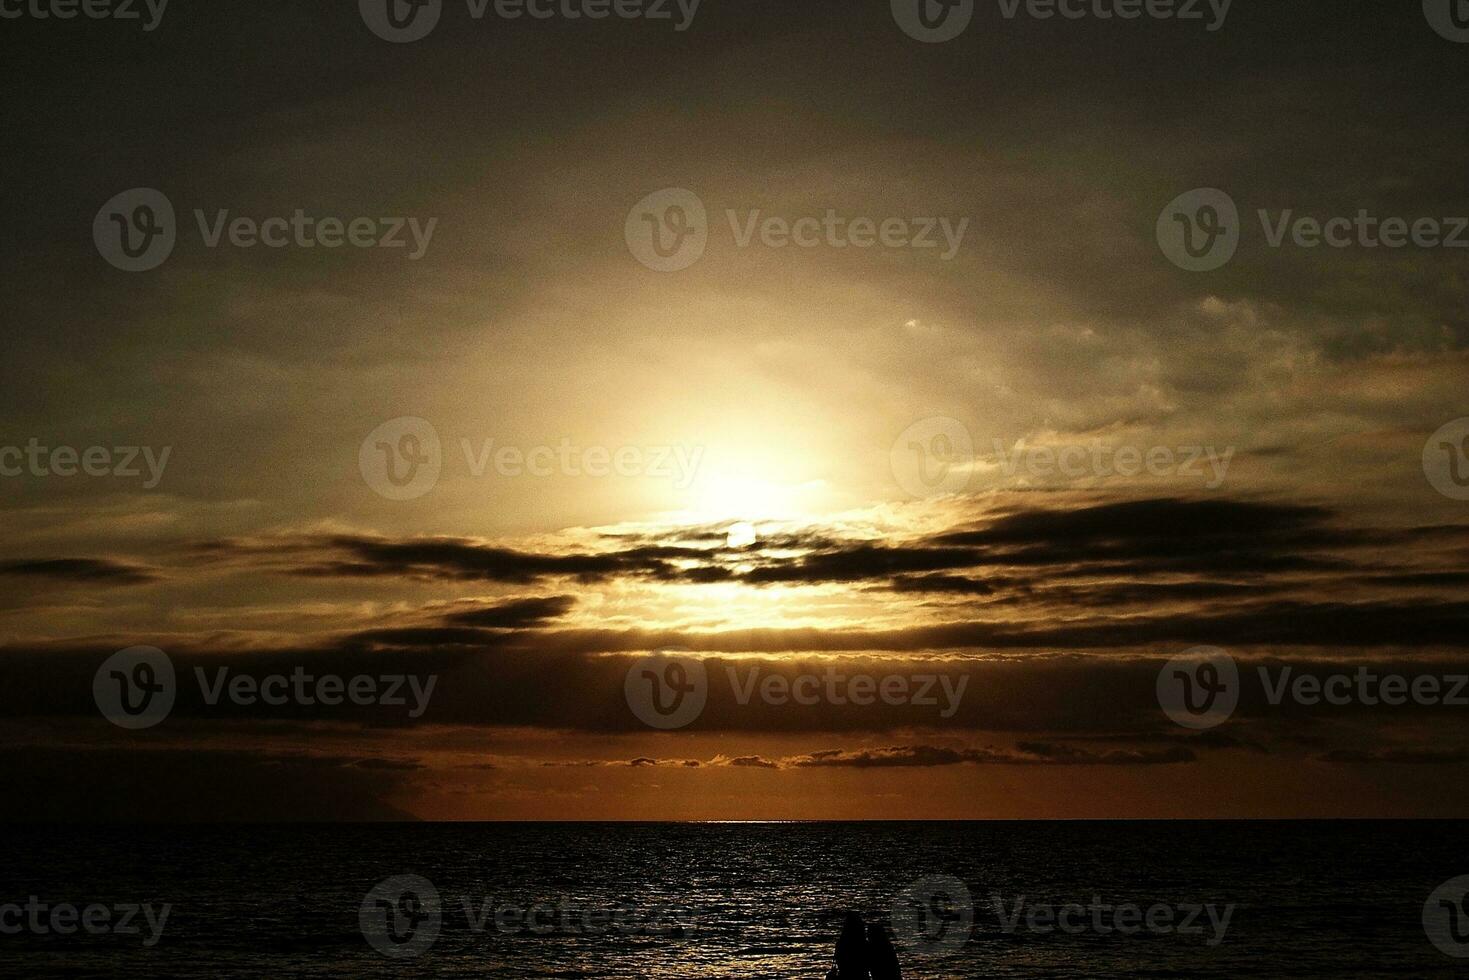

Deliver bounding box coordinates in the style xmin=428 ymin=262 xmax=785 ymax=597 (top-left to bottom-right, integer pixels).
xmin=827 ymin=911 xmax=902 ymax=979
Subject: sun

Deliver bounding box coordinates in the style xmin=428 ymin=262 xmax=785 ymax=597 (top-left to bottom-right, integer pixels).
xmin=725 ymin=521 xmax=758 ymax=548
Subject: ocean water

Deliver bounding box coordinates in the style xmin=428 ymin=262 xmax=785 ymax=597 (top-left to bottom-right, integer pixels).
xmin=0 ymin=821 xmax=1462 ymax=978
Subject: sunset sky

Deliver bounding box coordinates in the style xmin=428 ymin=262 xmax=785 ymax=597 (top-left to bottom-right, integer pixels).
xmin=2 ymin=0 xmax=1467 ymax=820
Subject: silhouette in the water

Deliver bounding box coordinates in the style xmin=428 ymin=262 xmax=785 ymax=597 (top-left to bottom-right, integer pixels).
xmin=826 ymin=911 xmax=902 ymax=979
xmin=867 ymin=921 xmax=901 ymax=978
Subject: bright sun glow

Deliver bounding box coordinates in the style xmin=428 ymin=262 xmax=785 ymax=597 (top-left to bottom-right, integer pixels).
xmin=679 ymin=470 xmax=830 ymax=524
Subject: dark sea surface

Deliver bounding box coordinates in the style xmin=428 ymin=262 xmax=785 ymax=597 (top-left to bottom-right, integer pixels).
xmin=1 ymin=821 xmax=1464 ymax=978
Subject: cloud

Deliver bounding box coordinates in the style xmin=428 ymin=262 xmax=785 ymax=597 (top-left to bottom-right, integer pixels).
xmin=289 ymin=535 xmax=699 ymax=584
xmin=350 ymin=757 xmax=426 ymax=771
xmin=558 ymin=743 xmax=1198 ymax=770
xmin=0 ymin=558 xmax=158 ymax=585
xmin=0 ymin=747 xmax=420 ymax=822
xmin=442 ymin=595 xmax=577 ymax=628
xmin=191 ymin=501 xmax=1469 ymax=626
xmin=1317 ymin=747 xmax=1469 ymax=765
xmin=784 ymin=742 xmax=1195 ymax=768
